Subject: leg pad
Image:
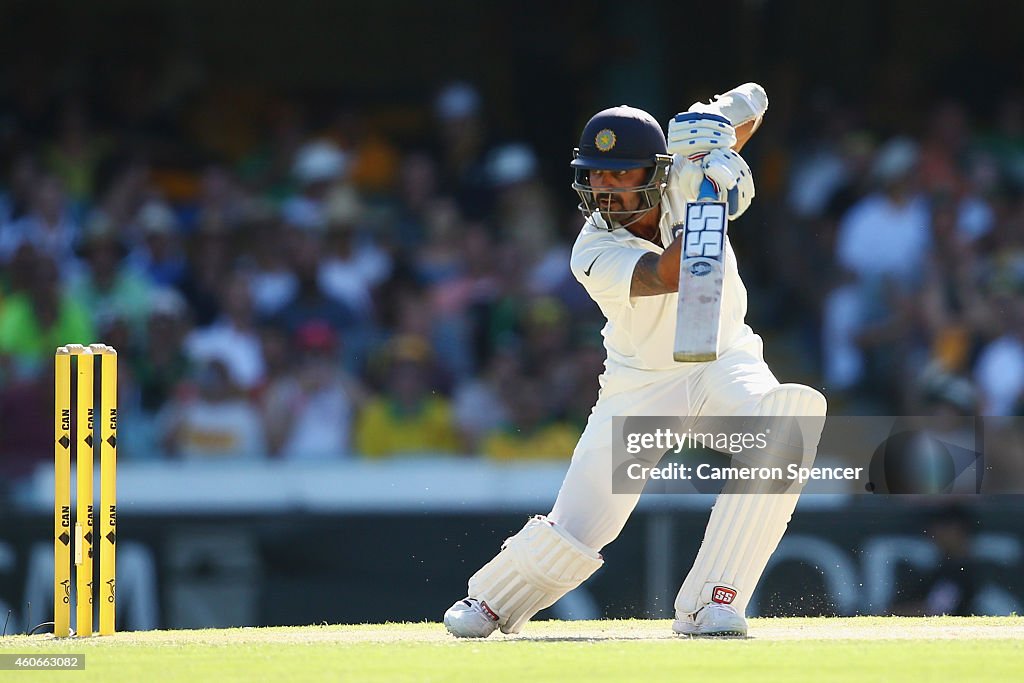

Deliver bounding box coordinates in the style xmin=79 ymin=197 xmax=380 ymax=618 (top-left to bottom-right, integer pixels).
xmin=469 ymin=515 xmax=603 ymax=634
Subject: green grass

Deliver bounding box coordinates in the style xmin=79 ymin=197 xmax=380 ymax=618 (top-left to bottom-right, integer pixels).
xmin=2 ymin=617 xmax=1023 ymax=682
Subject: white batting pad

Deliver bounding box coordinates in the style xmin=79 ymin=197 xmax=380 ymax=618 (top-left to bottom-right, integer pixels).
xmin=674 ymin=384 xmax=826 ymax=617
xmin=468 ymin=515 xmax=603 ymax=634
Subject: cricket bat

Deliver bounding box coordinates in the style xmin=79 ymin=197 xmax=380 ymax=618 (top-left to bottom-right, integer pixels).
xmin=673 ymin=172 xmax=729 ymax=363
xmin=670 ymin=88 xmax=767 ymax=362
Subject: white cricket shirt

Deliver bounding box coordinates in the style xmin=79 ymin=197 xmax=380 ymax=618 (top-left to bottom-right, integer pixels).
xmin=570 ymin=213 xmax=754 ymax=395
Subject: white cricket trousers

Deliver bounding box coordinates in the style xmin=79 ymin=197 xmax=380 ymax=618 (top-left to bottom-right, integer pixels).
xmin=549 ymin=342 xmax=779 ymax=550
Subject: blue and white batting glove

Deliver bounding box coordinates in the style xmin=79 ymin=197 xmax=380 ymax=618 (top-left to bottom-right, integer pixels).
xmin=701 ymin=149 xmax=755 ymax=219
xmin=667 ymin=113 xmax=737 ymax=159
xmin=661 ymin=154 xmax=705 ymax=224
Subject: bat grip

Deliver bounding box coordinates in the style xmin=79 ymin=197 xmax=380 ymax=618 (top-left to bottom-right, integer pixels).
xmin=697 ymin=177 xmax=718 ymax=201
xmin=697 ymin=177 xmax=739 ymax=214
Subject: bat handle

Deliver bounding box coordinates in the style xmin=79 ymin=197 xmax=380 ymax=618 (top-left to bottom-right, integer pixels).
xmin=697 ymin=176 xmax=739 ymax=214
xmin=697 ymin=177 xmax=718 ymax=201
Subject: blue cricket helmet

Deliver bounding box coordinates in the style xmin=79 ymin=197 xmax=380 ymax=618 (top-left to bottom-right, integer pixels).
xmin=571 ymin=105 xmax=672 ymax=230
xmin=572 ymin=105 xmax=668 ymax=169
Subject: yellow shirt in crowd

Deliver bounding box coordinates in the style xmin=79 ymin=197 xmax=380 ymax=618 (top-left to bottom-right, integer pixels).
xmin=481 ymin=423 xmax=580 ymax=461
xmin=356 ymin=397 xmax=461 ymax=457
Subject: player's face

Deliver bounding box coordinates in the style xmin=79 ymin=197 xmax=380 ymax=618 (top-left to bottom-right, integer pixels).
xmin=588 ymin=167 xmax=648 ymax=217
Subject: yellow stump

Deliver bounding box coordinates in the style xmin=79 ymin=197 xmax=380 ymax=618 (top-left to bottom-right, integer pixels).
xmin=53 ymin=347 xmax=72 ymax=638
xmin=93 ymin=344 xmax=118 ymax=636
xmin=73 ymin=345 xmax=94 ymax=637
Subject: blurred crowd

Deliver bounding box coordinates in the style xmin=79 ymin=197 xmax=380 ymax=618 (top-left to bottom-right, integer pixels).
xmin=0 ymin=82 xmax=605 ymax=483
xmin=777 ymin=94 xmax=1024 ymax=419
xmin=3 ymin=77 xmax=1024 ymax=485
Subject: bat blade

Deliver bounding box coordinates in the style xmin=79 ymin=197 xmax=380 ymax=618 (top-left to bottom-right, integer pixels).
xmin=674 ymin=199 xmax=728 ymax=362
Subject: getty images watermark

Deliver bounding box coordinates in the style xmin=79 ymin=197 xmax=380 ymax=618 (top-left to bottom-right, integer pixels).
xmin=611 ymin=416 xmax=1003 ymax=495
xmin=621 ymin=424 xmax=861 ymax=489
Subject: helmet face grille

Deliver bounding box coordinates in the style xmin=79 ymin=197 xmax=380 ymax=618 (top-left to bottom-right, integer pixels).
xmin=572 ymin=154 xmax=672 ymax=231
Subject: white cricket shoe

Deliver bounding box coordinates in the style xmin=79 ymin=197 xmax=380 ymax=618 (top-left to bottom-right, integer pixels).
xmin=673 ymin=603 xmax=748 ymax=637
xmin=444 ymin=598 xmax=499 ymax=638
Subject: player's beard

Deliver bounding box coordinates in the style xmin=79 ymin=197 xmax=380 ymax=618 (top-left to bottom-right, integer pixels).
xmin=596 ymin=192 xmax=634 ymax=223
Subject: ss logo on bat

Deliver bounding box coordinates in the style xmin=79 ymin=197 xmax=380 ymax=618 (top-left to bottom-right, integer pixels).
xmin=684 ymin=204 xmax=726 ymax=258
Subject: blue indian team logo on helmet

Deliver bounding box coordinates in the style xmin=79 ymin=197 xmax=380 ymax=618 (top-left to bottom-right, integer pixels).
xmin=595 ymin=129 xmax=616 ymax=152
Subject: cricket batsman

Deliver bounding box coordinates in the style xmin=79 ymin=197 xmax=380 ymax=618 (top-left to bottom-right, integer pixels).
xmin=444 ymin=84 xmax=827 ymax=638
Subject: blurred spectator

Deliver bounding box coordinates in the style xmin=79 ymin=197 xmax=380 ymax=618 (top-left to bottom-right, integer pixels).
xmin=240 ymin=213 xmax=298 ymax=317
xmin=433 ymin=81 xmax=493 ymax=220
xmin=0 ymin=361 xmax=50 ymax=481
xmin=355 ymin=335 xmax=461 ymax=457
xmin=128 ymin=200 xmax=188 ymax=288
xmin=235 ymin=99 xmax=306 ymax=199
xmin=68 ymin=211 xmax=154 ymax=340
xmin=777 ymin=128 xmax=876 ymax=365
xmin=557 ymin=337 xmax=607 ymax=431
xmin=328 ymin=105 xmax=401 ymax=195
xmin=823 ymin=138 xmax=930 ymax=400
xmin=378 ymin=288 xmax=457 ymax=394
xmin=836 ymin=138 xmax=929 ymax=284
xmin=487 ymin=143 xmax=560 ymax=264
xmin=318 ymin=192 xmax=390 ymax=318
xmin=262 ymin=321 xmax=367 ymax=460
xmin=480 ymin=377 xmax=579 ymax=461
xmin=121 ymin=288 xmax=193 ymax=460
xmin=786 ymin=97 xmax=866 ymax=220
xmin=1 ymin=237 xmax=41 ymax=296
xmin=974 ymin=297 xmax=1024 ymax=416
xmin=452 ymin=344 xmax=519 ymax=450
xmin=415 ymin=197 xmax=466 ymax=286
xmin=521 ymin=297 xmax=574 ymax=381
xmin=189 ymin=164 xmax=247 ymax=231
xmin=158 ymin=357 xmax=267 ymax=460
xmin=271 ymin=229 xmax=361 ymax=339
xmin=177 ymin=222 xmax=234 ymax=327
xmin=255 ymin=323 xmax=292 ymax=396
xmin=185 ymin=271 xmax=266 ymax=391
xmin=95 ymin=157 xmax=153 ymax=235
xmin=0 ymin=173 xmax=79 ymax=267
xmin=427 ymin=224 xmax=501 ymax=380
xmin=0 ymin=153 xmax=43 ymax=225
xmin=133 ymin=288 xmax=193 ymax=413
xmin=389 ymin=151 xmax=438 ymax=248
xmin=481 ymin=241 xmax=532 ymax=356
xmin=85 ymin=314 xmax=144 ymax=461
xmin=0 ymin=249 xmax=94 ymax=377
xmin=918 ymin=101 xmax=971 ymax=197
xmin=282 ymin=139 xmax=348 ymax=230
xmin=976 ymin=92 xmax=1024 ymax=190
xmin=44 ymin=98 xmax=108 ymax=208
xmin=918 ymin=199 xmax=994 ymax=378
xmin=531 ymin=210 xmax=600 ymax=319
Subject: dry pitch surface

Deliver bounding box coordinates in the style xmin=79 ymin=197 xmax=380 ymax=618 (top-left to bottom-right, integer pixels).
xmin=2 ymin=617 xmax=1023 ymax=682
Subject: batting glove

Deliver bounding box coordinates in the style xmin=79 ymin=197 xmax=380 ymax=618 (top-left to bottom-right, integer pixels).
xmin=701 ymin=149 xmax=754 ymax=219
xmin=661 ymin=154 xmax=705 ymax=225
xmin=667 ymin=113 xmax=737 ymax=158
